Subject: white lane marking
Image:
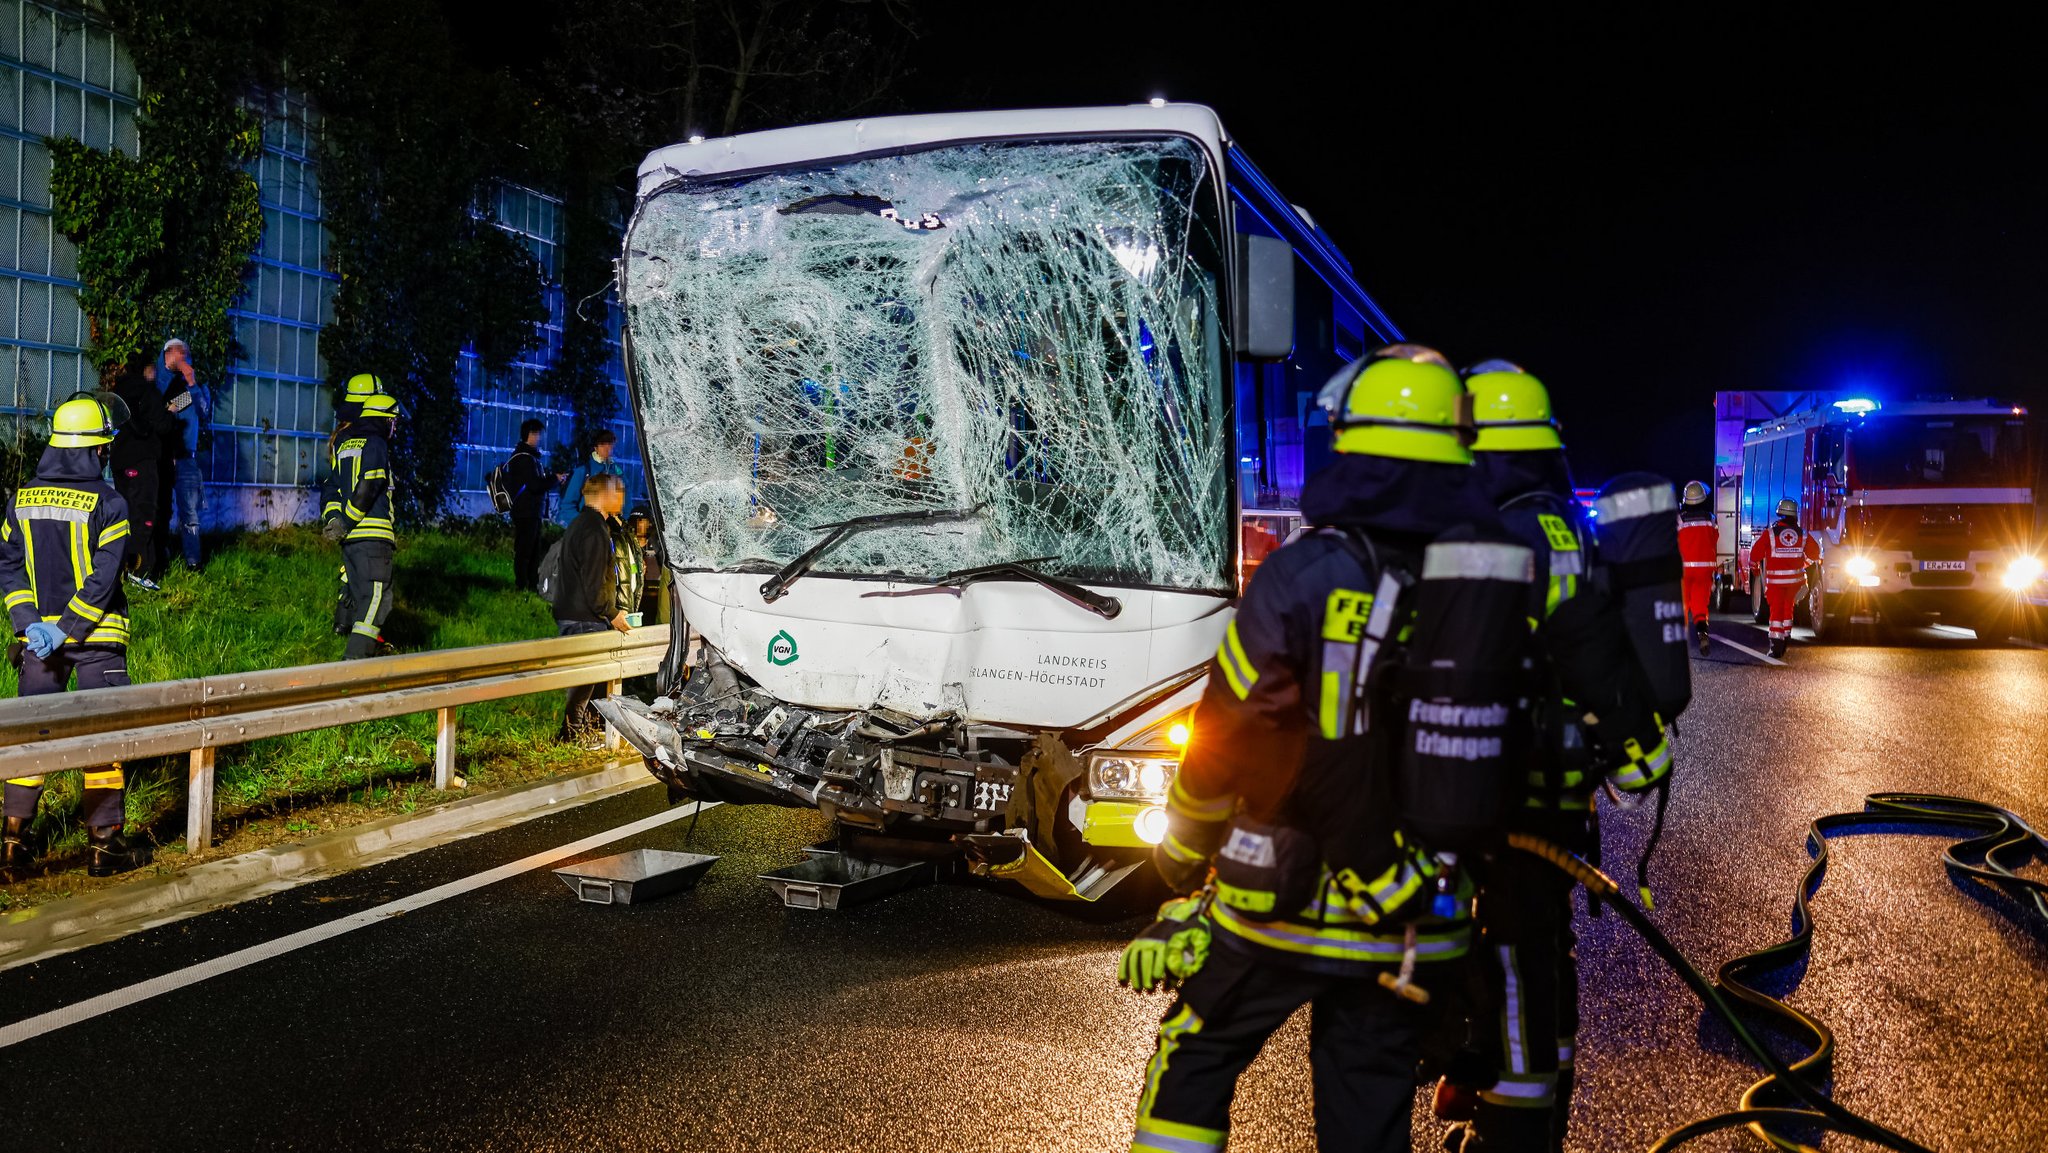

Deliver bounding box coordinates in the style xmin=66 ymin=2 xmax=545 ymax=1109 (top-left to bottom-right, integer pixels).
xmin=0 ymin=800 xmax=720 ymax=1050
xmin=1710 ymin=631 xmax=1786 ymax=666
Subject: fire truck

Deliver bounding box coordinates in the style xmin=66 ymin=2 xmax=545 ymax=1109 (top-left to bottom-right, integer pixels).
xmin=1721 ymin=394 xmax=2040 ymax=638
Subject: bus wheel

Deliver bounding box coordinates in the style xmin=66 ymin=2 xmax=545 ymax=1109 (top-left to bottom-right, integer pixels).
xmin=1807 ymin=586 xmax=1830 ymax=643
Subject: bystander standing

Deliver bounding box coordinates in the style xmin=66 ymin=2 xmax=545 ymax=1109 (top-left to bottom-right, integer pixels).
xmin=553 ymin=473 xmax=630 ymax=747
xmin=157 ymin=338 xmax=211 ymax=573
xmin=555 ymin=429 xmax=627 ymax=525
xmin=504 ymin=418 xmax=564 ymax=594
xmin=109 ymin=357 xmax=179 ymax=590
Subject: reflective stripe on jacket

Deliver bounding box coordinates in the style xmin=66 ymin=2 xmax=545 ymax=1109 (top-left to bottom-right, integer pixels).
xmin=0 ymin=477 xmax=131 ymax=647
xmin=1749 ymin=521 xmax=1817 ymax=585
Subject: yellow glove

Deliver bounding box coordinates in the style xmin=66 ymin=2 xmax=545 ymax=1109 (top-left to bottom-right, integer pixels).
xmin=1118 ymin=895 xmax=1211 ymax=993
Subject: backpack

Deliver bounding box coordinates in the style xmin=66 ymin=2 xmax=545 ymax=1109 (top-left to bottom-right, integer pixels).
xmin=537 ymin=537 xmax=565 ymax=605
xmin=485 ymin=461 xmax=514 ymax=513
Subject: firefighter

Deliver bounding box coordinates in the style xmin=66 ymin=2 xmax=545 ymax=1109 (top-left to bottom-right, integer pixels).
xmin=1450 ymin=361 xmax=1674 ymax=1153
xmin=1677 ymin=480 xmax=1718 ymax=655
xmin=323 ymin=391 xmax=399 ymax=659
xmin=1 ymin=394 xmax=153 ymax=878
xmin=1749 ymin=497 xmax=1817 ymax=659
xmin=1126 ymin=345 xmax=1520 ymax=1153
xmin=337 ymin=371 xmax=384 ymax=422
xmin=323 ymin=373 xmax=388 ymax=635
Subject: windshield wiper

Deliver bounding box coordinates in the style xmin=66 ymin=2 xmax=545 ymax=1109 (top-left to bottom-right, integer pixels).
xmin=936 ymin=556 xmax=1122 ymax=620
xmin=759 ymin=506 xmax=983 ymax=603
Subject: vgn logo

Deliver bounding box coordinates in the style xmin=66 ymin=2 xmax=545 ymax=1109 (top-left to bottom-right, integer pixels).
xmin=767 ymin=630 xmax=800 ymax=666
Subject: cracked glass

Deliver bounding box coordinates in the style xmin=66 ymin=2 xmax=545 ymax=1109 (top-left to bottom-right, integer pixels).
xmin=623 ymin=137 xmax=1231 ymax=593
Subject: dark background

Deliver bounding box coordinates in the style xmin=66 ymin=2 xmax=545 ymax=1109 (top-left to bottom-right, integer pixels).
xmin=903 ymin=6 xmax=2047 ymax=483
xmin=463 ymin=3 xmax=2047 ymax=484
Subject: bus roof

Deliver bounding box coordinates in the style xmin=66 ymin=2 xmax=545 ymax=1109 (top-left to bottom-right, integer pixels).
xmin=636 ymin=104 xmax=1232 ymax=196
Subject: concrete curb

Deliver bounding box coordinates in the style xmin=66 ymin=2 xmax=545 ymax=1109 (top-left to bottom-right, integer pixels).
xmin=0 ymin=758 xmax=657 ymax=971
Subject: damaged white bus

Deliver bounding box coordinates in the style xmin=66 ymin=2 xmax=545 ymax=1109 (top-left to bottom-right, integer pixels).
xmin=598 ymin=104 xmax=1400 ymax=901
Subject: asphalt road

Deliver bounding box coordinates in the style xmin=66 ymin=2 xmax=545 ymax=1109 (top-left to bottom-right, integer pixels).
xmin=4 ymin=615 xmax=2045 ymax=1152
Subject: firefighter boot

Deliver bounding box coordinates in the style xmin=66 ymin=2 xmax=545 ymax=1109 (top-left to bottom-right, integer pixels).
xmin=1 ymin=816 xmax=32 ymax=881
xmin=86 ymin=824 xmax=152 ymax=877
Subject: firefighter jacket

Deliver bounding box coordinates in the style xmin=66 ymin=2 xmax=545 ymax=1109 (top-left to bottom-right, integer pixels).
xmin=1157 ymin=454 xmax=1502 ymax=976
xmin=0 ymin=445 xmax=132 ymax=647
xmin=1750 ymin=518 xmax=1818 ymax=587
xmin=1479 ymin=453 xmax=1672 ymax=811
xmin=324 ymin=423 xmax=394 ymax=543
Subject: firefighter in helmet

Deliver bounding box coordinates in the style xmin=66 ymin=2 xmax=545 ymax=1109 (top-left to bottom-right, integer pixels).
xmin=1 ymin=394 xmax=153 ymax=878
xmin=1123 ymin=345 xmax=1524 ymax=1153
xmin=1749 ymin=497 xmax=1817 ymax=659
xmin=323 ymin=390 xmax=400 ymax=658
xmin=1444 ymin=361 xmax=1674 ymax=1152
xmin=1677 ymin=480 xmax=1717 ymax=655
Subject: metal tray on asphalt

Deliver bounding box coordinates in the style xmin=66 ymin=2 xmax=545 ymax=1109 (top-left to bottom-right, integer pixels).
xmin=758 ymin=854 xmax=932 ymax=911
xmin=555 ymin=849 xmax=719 ymax=905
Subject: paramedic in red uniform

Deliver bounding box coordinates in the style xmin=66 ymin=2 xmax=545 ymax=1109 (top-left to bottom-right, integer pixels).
xmin=1677 ymin=480 xmax=1717 ymax=655
xmin=1748 ymin=497 xmax=1819 ymax=659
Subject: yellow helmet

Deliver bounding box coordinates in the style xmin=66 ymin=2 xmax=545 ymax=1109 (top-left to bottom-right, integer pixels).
xmin=357 ymin=392 xmax=401 ymax=419
xmin=1316 ymin=343 xmax=1473 ymax=465
xmin=1462 ymin=359 xmax=1563 ymax=452
xmin=344 ymin=373 xmax=385 ymax=403
xmin=50 ymin=393 xmax=122 ymax=448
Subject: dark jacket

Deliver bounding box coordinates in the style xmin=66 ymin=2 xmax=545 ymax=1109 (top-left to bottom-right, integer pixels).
xmin=505 ymin=441 xmax=551 ymax=519
xmin=1157 ymin=455 xmax=1507 ymax=975
xmin=1 ymin=445 xmax=132 ymax=646
xmin=159 ymin=372 xmax=211 ymax=463
xmin=110 ymin=370 xmax=180 ymax=472
xmin=554 ymin=507 xmax=617 ymax=625
xmin=323 ymin=421 xmax=394 ymax=543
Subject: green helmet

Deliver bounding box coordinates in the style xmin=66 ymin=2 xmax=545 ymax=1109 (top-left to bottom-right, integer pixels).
xmin=1462 ymin=359 xmax=1563 ymax=452
xmin=1316 ymin=343 xmax=1473 ymax=465
xmin=358 ymin=392 xmax=401 ymax=419
xmin=1682 ymin=480 xmax=1708 ymax=506
xmin=49 ymin=392 xmax=124 ymax=448
xmin=1776 ymin=497 xmax=1797 ymax=520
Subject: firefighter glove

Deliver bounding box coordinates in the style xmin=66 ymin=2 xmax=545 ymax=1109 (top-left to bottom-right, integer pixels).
xmin=23 ymin=621 xmax=65 ymax=659
xmin=322 ymin=517 xmax=349 ymax=543
xmin=1118 ymin=894 xmax=1211 ymax=993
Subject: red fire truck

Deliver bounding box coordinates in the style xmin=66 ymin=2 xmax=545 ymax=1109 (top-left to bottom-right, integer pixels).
xmin=1724 ymin=396 xmax=2040 ymax=639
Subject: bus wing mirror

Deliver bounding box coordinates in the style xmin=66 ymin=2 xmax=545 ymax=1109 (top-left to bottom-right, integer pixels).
xmin=1234 ymin=233 xmax=1294 ymax=361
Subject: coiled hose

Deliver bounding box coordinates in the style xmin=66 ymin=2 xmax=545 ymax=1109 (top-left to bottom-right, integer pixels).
xmin=1511 ymin=792 xmax=2047 ymax=1153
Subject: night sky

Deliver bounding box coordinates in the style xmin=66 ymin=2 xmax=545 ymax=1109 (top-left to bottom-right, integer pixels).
xmin=904 ymin=6 xmax=2048 ymax=484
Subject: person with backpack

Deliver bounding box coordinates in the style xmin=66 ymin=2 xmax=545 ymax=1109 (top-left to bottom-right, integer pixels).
xmin=500 ymin=419 xmax=564 ymax=594
xmin=552 ymin=472 xmax=631 ymax=746
xmin=554 ymin=429 xmax=627 ymax=526
xmin=1125 ymin=345 xmax=1530 ymax=1153
xmin=1439 ymin=361 xmax=1674 ymax=1153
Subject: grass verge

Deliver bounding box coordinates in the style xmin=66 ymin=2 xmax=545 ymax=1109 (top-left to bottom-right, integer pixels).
xmin=1 ymin=519 xmax=604 ymax=909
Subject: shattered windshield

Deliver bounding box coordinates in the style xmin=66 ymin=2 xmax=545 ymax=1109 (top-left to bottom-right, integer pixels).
xmin=623 ymin=137 xmax=1230 ymax=592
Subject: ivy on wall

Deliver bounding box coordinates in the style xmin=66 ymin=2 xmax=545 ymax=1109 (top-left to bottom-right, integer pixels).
xmin=47 ymin=2 xmax=266 ymax=381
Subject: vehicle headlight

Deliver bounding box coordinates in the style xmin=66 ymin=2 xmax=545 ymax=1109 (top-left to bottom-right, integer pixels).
xmin=2003 ymin=555 xmax=2045 ymax=590
xmin=1844 ymin=555 xmax=1877 ymax=578
xmin=1133 ymin=806 xmax=1169 ymax=845
xmin=1088 ymin=753 xmax=1178 ymax=800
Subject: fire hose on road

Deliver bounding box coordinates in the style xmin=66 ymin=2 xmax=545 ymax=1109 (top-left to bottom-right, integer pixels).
xmin=1519 ymin=792 xmax=2048 ymax=1153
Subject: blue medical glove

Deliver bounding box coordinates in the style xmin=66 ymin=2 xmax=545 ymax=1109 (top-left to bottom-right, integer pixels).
xmin=23 ymin=621 xmax=65 ymax=659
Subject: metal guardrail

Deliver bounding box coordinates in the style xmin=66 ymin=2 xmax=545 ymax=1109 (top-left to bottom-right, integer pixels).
xmin=0 ymin=625 xmax=670 ymax=852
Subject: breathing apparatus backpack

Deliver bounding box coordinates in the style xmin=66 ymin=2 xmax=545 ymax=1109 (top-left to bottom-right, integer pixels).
xmin=1589 ymin=473 xmax=1692 ymax=722
xmin=1214 ymin=525 xmax=1535 ymax=925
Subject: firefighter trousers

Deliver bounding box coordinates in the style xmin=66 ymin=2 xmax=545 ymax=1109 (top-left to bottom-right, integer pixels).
xmin=4 ymin=646 xmax=131 ymax=827
xmin=1681 ymin=569 xmax=1713 ymax=627
xmin=342 ymin=539 xmax=394 ymax=660
xmin=1132 ymin=939 xmax=1434 ymax=1153
xmin=1467 ymin=848 xmax=1581 ymax=1153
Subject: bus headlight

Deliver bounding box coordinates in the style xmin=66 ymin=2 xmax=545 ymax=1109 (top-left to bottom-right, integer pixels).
xmin=1843 ymin=554 xmax=1880 ymax=588
xmin=1133 ymin=806 xmax=1169 ymax=845
xmin=1088 ymin=754 xmax=1178 ymax=800
xmin=2003 ymin=555 xmax=2045 ymax=590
